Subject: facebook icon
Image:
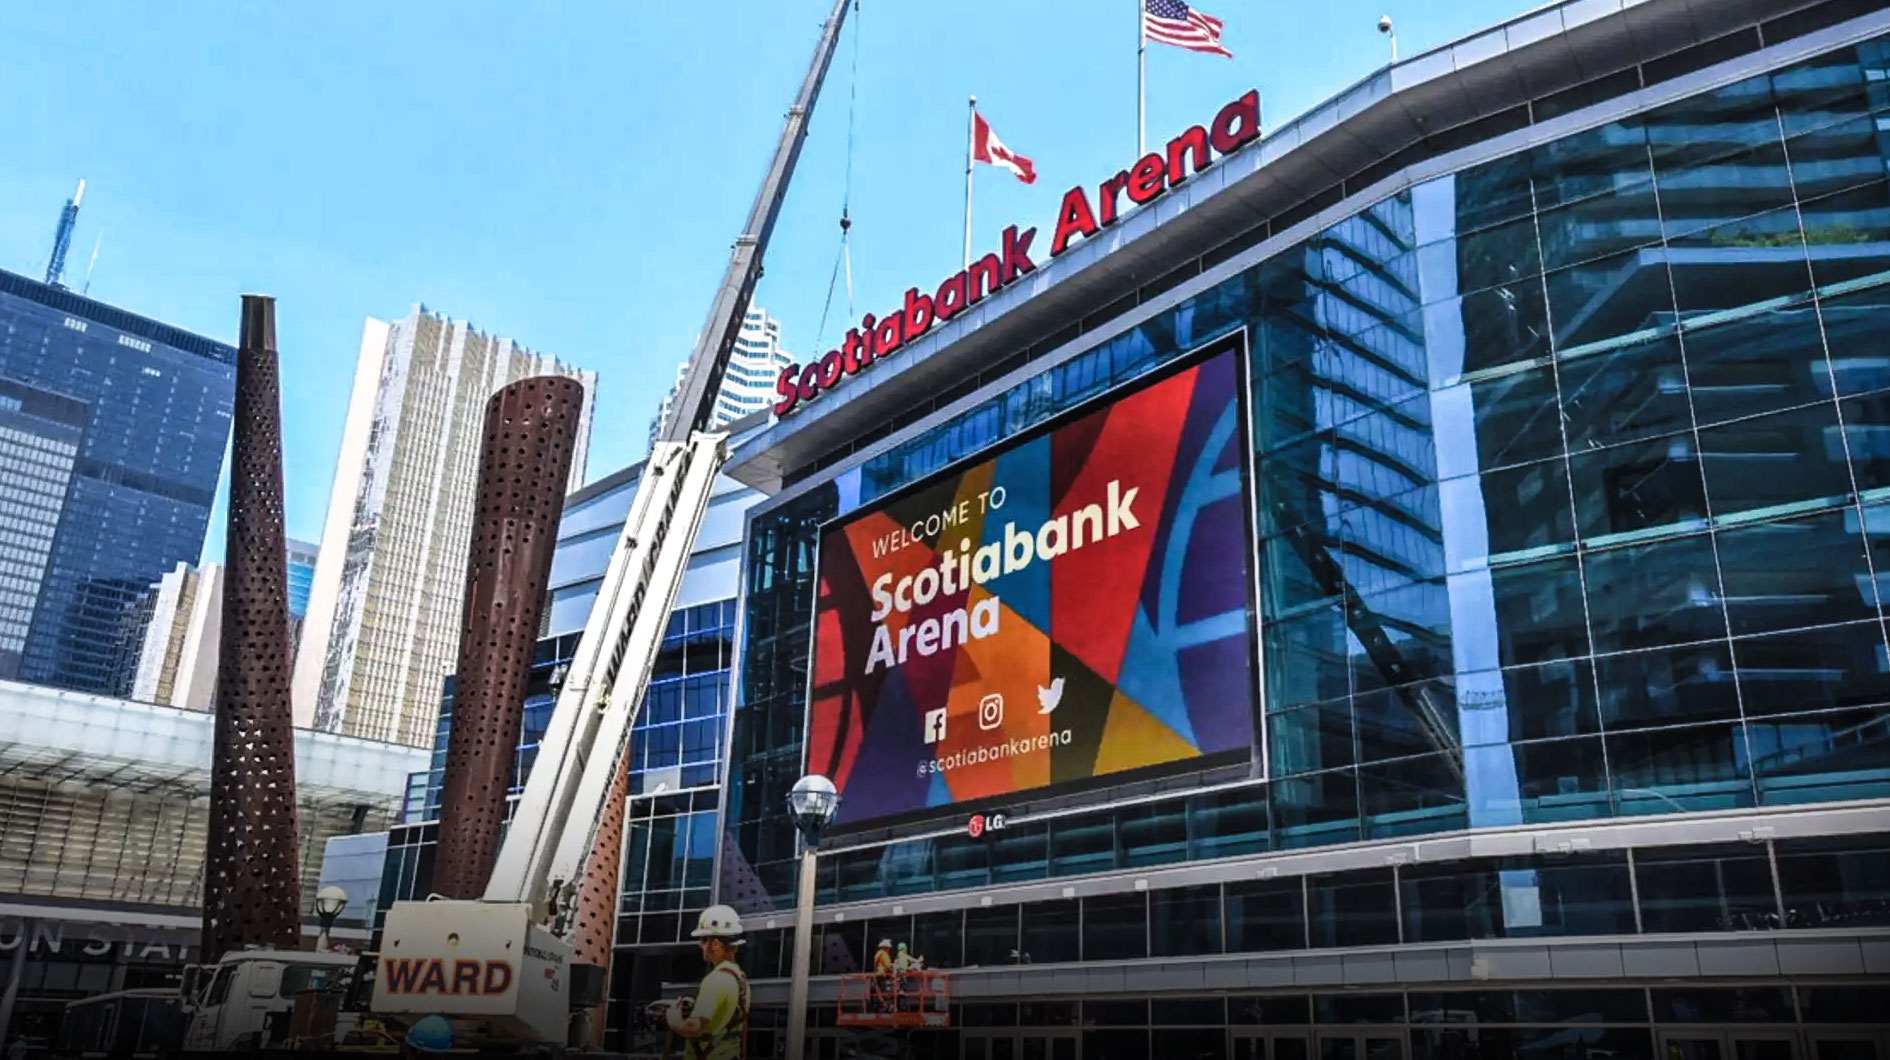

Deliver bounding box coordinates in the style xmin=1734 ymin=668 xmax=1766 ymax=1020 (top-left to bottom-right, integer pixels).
xmin=923 ymin=707 xmax=948 ymax=744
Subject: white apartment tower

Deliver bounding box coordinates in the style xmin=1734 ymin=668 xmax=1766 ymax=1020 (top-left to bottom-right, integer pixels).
xmin=294 ymin=307 xmax=595 ymax=747
xmin=647 ymin=306 xmax=791 ymax=446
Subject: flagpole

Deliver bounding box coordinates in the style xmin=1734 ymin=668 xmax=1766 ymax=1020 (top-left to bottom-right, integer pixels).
xmin=964 ymin=95 xmax=976 ymax=270
xmin=1136 ymin=0 xmax=1146 ymax=155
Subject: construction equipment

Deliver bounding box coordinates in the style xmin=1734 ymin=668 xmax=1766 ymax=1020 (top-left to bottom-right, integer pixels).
xmin=367 ymin=0 xmax=859 ymax=1049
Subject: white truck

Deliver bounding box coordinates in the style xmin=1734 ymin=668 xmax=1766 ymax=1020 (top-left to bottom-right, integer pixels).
xmin=173 ymin=0 xmax=857 ymax=1051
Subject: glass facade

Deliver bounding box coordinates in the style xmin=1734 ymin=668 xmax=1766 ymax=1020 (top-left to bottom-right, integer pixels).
xmin=0 ymin=269 xmax=234 ymax=695
xmin=729 ymin=30 xmax=1890 ymax=913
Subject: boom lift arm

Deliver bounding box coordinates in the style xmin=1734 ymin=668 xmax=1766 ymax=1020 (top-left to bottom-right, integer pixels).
xmin=373 ymin=0 xmax=857 ymax=1046
xmin=491 ymin=0 xmax=856 ymax=919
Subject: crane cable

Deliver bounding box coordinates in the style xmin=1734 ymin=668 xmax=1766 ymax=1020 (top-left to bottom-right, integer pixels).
xmin=815 ymin=0 xmax=861 ymax=353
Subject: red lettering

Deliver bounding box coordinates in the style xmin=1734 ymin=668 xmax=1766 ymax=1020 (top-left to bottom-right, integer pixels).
xmin=1098 ymin=171 xmax=1131 ymax=225
xmin=382 ymin=958 xmax=423 ymax=994
xmin=796 ymin=363 xmax=821 ymax=404
xmin=967 ymin=253 xmax=1002 ymax=303
xmin=1127 ymin=153 xmax=1166 ymax=205
xmin=860 ymin=314 xmax=879 ymax=359
xmin=999 ymin=226 xmax=1037 ymax=283
xmin=1051 ymin=187 xmax=1099 ymax=256
xmin=841 ymin=329 xmax=867 ymax=372
xmin=935 ymin=273 xmax=969 ymax=320
xmin=1166 ymin=125 xmax=1211 ymax=184
xmin=874 ymin=314 xmax=903 ymax=357
xmin=483 ymin=961 xmax=514 ymax=994
xmin=903 ymin=287 xmax=935 ymax=340
xmin=452 ymin=960 xmax=482 ymax=995
xmin=1211 ymin=90 xmax=1261 ymax=155
xmin=817 ymin=350 xmax=845 ymax=387
xmin=773 ymin=366 xmax=799 ymax=417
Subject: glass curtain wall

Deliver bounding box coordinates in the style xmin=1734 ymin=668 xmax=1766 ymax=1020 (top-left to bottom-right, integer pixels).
xmin=726 ymin=33 xmax=1890 ymax=913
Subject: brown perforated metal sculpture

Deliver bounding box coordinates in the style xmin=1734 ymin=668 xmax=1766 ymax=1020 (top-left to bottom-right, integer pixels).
xmin=201 ymin=295 xmax=303 ymax=961
xmin=433 ymin=375 xmax=585 ymax=901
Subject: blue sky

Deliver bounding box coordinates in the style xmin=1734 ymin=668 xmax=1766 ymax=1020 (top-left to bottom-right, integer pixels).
xmin=0 ymin=0 xmax=1526 ymax=559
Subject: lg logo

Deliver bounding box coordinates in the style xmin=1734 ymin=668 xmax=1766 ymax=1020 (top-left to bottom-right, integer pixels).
xmin=967 ymin=813 xmax=1009 ymax=838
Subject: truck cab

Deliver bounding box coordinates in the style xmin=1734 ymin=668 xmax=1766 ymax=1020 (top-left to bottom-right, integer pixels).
xmin=179 ymin=950 xmax=361 ymax=1052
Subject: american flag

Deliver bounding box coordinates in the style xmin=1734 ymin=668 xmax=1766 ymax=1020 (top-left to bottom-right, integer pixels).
xmin=1143 ymin=0 xmax=1233 ymax=58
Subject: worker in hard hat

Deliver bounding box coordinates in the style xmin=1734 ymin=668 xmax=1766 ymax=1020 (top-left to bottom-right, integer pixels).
xmin=665 ymin=905 xmax=750 ymax=1060
xmin=872 ymin=938 xmax=896 ymax=1012
xmin=893 ymin=943 xmax=924 ymax=1011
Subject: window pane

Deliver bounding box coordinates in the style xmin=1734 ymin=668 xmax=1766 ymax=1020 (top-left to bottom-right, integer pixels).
xmin=1775 ymin=834 xmax=1890 ymax=928
xmin=1272 ymin=769 xmax=1361 ymax=849
xmin=964 ymin=905 xmax=1019 ymax=967
xmin=1020 ymin=899 xmax=1078 ymax=964
xmin=1226 ymin=878 xmax=1305 ymax=953
xmin=1151 ymin=886 xmax=1224 ymax=957
xmin=1569 ymin=435 xmax=1709 ymax=541
xmin=1636 ymin=843 xmax=1778 ymax=932
xmin=1558 ymin=330 xmax=1691 ymax=449
xmin=1585 ymin=535 xmax=1727 ymax=654
xmin=1595 ymin=643 xmax=1739 ymax=729
xmin=1488 ymin=555 xmax=1591 ymax=665
xmin=1700 ymin=402 xmax=1850 ymax=518
xmin=1750 ymin=706 xmax=1890 ymax=806
xmin=1188 ymin=787 xmax=1269 ymax=860
xmin=1651 ymin=986 xmax=1795 ymax=1022
xmin=1309 ymin=869 xmax=1399 ymax=948
xmin=1718 ymin=508 xmax=1877 ymax=636
xmin=1682 ymin=308 xmax=1830 ymax=429
xmin=1607 ymin=722 xmax=1753 ymax=816
xmin=1082 ymin=893 xmax=1148 ymax=961
xmin=1358 ymin=751 xmax=1466 ymax=839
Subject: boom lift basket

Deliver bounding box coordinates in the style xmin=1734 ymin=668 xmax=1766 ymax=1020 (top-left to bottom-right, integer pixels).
xmin=835 ymin=970 xmax=952 ymax=1028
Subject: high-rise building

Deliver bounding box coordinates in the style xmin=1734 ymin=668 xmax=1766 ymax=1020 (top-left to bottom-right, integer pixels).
xmin=124 ymin=561 xmax=221 ymax=712
xmin=284 ymin=536 xmax=318 ymax=660
xmin=0 ymin=268 xmax=235 ymax=695
xmin=0 ymin=379 xmax=87 ymax=682
xmin=293 ymin=307 xmax=595 ymax=747
xmin=647 ymin=307 xmax=791 ymax=447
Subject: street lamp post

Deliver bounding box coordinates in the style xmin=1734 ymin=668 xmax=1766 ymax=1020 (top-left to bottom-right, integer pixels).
xmin=313 ymin=886 xmax=349 ymax=953
xmin=785 ymin=775 xmax=839 ymax=1060
xmin=1378 ymin=15 xmax=1398 ymax=63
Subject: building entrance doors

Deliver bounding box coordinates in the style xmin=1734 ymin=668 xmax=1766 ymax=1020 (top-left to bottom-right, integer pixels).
xmin=1807 ymin=1033 xmax=1890 ymax=1060
xmin=1232 ymin=1030 xmax=1312 ymax=1060
xmin=963 ymin=1030 xmax=1079 ymax=1060
xmin=1661 ymin=1030 xmax=1802 ymax=1060
xmin=1315 ymin=1030 xmax=1406 ymax=1060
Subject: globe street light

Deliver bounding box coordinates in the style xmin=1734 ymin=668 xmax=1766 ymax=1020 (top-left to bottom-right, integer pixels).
xmin=785 ymin=775 xmax=839 ymax=1060
xmin=1378 ymin=15 xmax=1398 ymax=64
xmin=313 ymin=886 xmax=349 ymax=953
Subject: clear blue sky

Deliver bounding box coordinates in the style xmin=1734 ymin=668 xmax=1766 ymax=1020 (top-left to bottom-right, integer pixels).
xmin=0 ymin=0 xmax=1527 ymax=561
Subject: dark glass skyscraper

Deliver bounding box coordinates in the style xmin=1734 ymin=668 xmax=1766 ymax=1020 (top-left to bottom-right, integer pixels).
xmin=0 ymin=268 xmax=235 ymax=694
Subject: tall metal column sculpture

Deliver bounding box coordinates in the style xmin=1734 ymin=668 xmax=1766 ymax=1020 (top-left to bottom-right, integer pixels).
xmin=202 ymin=295 xmax=303 ymax=961
xmin=434 ymin=375 xmax=585 ymax=900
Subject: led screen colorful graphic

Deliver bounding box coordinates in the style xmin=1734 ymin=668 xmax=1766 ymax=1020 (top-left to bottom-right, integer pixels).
xmin=807 ymin=340 xmax=1258 ymax=828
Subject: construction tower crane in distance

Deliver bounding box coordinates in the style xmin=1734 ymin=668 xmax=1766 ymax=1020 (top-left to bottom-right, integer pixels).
xmin=369 ymin=0 xmax=858 ymax=1049
xmin=44 ymin=179 xmax=84 ymax=288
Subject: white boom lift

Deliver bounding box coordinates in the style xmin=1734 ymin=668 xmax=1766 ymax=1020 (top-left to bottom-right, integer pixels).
xmin=369 ymin=0 xmax=858 ymax=1049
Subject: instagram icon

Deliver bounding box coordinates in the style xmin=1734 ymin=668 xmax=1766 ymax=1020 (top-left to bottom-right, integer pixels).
xmin=978 ymin=693 xmax=1004 ymax=730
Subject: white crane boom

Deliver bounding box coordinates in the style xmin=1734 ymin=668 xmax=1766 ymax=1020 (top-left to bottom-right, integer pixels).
xmin=491 ymin=0 xmax=855 ymax=915
xmin=372 ymin=1 xmax=858 ymax=1047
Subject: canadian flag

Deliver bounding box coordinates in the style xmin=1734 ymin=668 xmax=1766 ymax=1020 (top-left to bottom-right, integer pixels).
xmin=972 ymin=110 xmax=1037 ymax=184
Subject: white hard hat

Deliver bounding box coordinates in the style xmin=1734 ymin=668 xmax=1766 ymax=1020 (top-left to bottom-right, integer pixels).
xmin=690 ymin=904 xmax=746 ymax=941
xmin=878 ymin=939 xmax=892 ymax=948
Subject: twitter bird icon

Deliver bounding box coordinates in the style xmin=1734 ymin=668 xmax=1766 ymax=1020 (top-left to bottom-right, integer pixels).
xmin=1037 ymin=677 xmax=1065 ymax=715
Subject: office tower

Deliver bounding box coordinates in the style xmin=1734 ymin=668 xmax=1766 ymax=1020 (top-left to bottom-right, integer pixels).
xmin=0 ymin=268 xmax=235 ymax=694
xmin=284 ymin=536 xmax=317 ymax=660
xmin=293 ymin=306 xmax=595 ymax=747
xmin=0 ymin=379 xmax=86 ymax=681
xmin=647 ymin=307 xmax=790 ymax=446
xmin=125 ymin=561 xmax=222 ymax=711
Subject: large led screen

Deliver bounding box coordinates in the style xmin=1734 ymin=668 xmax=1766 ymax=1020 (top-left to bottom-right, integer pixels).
xmin=807 ymin=338 xmax=1258 ymax=829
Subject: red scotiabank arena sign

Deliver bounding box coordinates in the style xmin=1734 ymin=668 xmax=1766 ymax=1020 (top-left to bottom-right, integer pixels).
xmin=773 ymin=89 xmax=1262 ymax=418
